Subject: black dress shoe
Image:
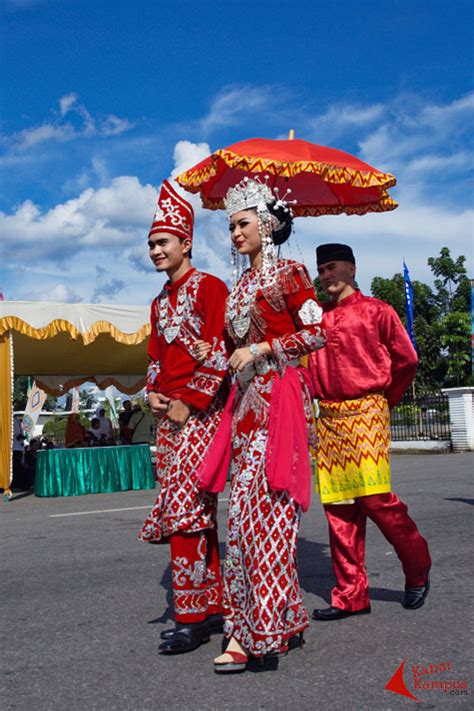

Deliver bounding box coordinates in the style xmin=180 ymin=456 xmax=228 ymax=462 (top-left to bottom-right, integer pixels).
xmin=160 ymin=613 xmax=223 ymax=640
xmin=158 ymin=622 xmax=210 ymax=654
xmin=312 ymin=605 xmax=371 ymax=621
xmin=403 ymin=577 xmax=430 ymax=610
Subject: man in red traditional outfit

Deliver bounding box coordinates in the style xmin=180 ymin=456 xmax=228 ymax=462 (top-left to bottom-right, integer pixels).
xmin=139 ymin=180 xmax=229 ymax=653
xmin=309 ymin=243 xmax=431 ymax=621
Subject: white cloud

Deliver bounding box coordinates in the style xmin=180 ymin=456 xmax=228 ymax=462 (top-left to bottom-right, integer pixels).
xmin=291 ymin=198 xmax=473 ymax=292
xmin=358 ymin=91 xmax=474 ymax=172
xmin=405 ymin=151 xmax=473 ymax=174
xmin=100 ymin=115 xmax=134 ymax=137
xmin=420 ymin=92 xmax=474 ymax=130
xmin=200 ymin=85 xmax=276 ymax=134
xmin=0 ymin=176 xmax=157 ymax=260
xmin=16 ymin=123 xmax=75 ymax=149
xmin=307 ymin=103 xmax=385 ymax=144
xmin=40 ymin=283 xmax=84 ymax=303
xmin=59 ymin=93 xmax=78 ymax=117
xmin=2 ymin=85 xmax=473 ymax=306
xmin=92 ymin=278 xmax=127 ymax=303
xmin=1 ymin=93 xmax=134 ymax=152
xmin=171 ymin=140 xmax=211 ymax=178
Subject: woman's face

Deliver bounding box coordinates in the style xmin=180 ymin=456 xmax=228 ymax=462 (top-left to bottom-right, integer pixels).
xmin=229 ymin=210 xmax=262 ymax=258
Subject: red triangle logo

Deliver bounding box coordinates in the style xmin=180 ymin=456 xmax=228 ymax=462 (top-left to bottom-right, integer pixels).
xmin=385 ymin=658 xmax=420 ymax=702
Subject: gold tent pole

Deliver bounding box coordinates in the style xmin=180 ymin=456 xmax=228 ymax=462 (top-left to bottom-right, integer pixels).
xmin=288 ymin=129 xmax=295 ymax=140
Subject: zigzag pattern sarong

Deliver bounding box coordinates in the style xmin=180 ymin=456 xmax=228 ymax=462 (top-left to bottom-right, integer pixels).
xmin=316 ymin=393 xmax=391 ymax=504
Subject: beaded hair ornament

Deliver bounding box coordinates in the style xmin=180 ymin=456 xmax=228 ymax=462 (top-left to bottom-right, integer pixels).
xmin=224 ymin=176 xmax=296 ymax=286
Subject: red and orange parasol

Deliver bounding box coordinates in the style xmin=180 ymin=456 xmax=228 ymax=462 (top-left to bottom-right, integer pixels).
xmin=176 ymin=134 xmax=397 ymax=217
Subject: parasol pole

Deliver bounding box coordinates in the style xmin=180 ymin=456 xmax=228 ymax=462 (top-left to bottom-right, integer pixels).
xmin=288 ymin=129 xmax=295 ymax=140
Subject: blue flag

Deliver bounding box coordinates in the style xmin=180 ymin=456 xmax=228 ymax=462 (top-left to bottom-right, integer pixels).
xmin=403 ymin=260 xmax=417 ymax=352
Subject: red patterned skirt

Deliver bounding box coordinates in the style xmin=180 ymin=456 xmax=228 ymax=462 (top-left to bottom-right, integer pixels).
xmin=139 ymin=397 xmax=224 ymax=543
xmin=222 ymin=366 xmax=309 ymax=656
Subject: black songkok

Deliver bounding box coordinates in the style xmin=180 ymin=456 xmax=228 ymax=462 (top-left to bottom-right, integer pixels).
xmin=316 ymin=243 xmax=355 ymax=267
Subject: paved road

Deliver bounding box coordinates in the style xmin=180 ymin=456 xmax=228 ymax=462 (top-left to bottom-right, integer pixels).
xmin=1 ymin=453 xmax=472 ymax=710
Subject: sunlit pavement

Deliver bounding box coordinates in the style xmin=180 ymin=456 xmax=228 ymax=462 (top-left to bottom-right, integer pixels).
xmin=2 ymin=453 xmax=472 ymax=710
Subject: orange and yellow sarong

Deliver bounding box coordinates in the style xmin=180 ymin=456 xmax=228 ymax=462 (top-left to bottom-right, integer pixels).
xmin=315 ymin=394 xmax=391 ymax=504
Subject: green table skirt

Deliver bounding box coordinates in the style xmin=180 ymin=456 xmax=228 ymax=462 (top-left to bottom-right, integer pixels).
xmin=35 ymin=445 xmax=156 ymax=497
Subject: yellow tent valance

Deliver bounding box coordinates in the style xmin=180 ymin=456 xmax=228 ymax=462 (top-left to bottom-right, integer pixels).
xmin=0 ymin=316 xmax=149 ymax=346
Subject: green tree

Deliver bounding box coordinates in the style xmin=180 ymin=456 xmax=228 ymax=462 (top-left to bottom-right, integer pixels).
xmin=439 ymin=312 xmax=471 ymax=386
xmin=312 ymin=276 xmax=331 ymax=304
xmin=370 ymin=248 xmax=471 ymax=390
xmin=428 ymin=247 xmax=469 ymax=312
xmin=428 ymin=248 xmax=471 ymax=386
xmin=13 ymin=376 xmax=57 ymax=411
xmin=13 ymin=376 xmax=29 ymax=410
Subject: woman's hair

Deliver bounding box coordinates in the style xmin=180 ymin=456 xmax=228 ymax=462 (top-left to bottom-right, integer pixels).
xmin=243 ymin=204 xmax=293 ymax=245
xmin=267 ymin=201 xmax=293 ymax=245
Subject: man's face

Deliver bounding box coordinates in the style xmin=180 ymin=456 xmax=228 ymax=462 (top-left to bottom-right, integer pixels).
xmin=148 ymin=232 xmax=191 ymax=273
xmin=318 ymin=260 xmax=356 ymax=298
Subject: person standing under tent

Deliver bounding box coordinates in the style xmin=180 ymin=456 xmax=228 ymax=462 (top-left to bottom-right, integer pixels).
xmin=128 ymin=403 xmax=153 ymax=445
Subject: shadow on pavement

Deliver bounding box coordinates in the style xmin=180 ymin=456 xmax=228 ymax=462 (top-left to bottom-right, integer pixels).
xmin=148 ymin=563 xmax=173 ymax=624
xmin=247 ymin=655 xmax=279 ymax=673
xmin=7 ymin=490 xmax=35 ymax=502
xmin=368 ymin=586 xmax=404 ymax=604
xmin=444 ymin=497 xmax=474 ymax=506
xmin=297 ymin=536 xmax=333 ymax=603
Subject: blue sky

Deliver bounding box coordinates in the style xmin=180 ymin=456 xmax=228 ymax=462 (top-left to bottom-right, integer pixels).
xmin=1 ymin=0 xmax=473 ymax=305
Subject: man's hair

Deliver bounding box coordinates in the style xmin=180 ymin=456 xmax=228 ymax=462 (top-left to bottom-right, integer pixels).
xmin=178 ymin=236 xmax=192 ymax=259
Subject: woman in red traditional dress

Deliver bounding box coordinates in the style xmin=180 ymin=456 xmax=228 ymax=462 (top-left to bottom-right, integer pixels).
xmin=201 ymin=177 xmax=326 ymax=673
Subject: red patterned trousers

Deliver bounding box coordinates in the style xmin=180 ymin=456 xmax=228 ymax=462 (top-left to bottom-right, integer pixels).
xmin=170 ymin=528 xmax=223 ymax=624
xmin=325 ymin=492 xmax=432 ymax=612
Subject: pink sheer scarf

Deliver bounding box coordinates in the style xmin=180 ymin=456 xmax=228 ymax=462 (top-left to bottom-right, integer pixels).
xmin=197 ymin=366 xmax=312 ymax=512
xmin=266 ymin=366 xmax=312 ymax=512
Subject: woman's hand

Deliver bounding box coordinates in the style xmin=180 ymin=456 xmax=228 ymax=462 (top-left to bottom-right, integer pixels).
xmin=228 ymin=346 xmax=256 ymax=372
xmin=193 ymin=339 xmax=212 ymax=363
xmin=148 ymin=392 xmax=170 ymax=417
xmin=228 ymin=342 xmax=272 ymax=373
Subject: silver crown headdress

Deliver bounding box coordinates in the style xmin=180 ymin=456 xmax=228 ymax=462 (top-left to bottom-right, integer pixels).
xmin=224 ymin=175 xmax=295 ymax=218
xmin=225 ymin=176 xmax=296 ymax=287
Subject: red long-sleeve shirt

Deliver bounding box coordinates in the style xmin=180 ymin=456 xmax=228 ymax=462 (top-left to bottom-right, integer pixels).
xmin=147 ymin=268 xmax=229 ymax=411
xmin=309 ymin=290 xmax=417 ymax=408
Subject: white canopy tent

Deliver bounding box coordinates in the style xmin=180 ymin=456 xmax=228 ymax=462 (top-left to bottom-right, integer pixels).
xmin=0 ymin=300 xmax=151 ymax=493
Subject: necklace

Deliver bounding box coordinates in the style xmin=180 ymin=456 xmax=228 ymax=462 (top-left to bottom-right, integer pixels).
xmin=227 ymin=269 xmax=260 ymax=339
xmin=158 ymin=272 xmax=201 ymax=343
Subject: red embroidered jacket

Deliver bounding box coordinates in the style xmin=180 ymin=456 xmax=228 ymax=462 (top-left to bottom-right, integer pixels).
xmin=226 ymin=259 xmax=325 ymax=366
xmin=309 ymin=290 xmax=418 ymax=408
xmin=147 ymin=268 xmax=229 ymax=411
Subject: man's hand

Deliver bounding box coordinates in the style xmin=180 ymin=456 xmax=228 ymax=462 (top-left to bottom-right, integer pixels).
xmin=148 ymin=392 xmax=171 ymax=417
xmin=193 ymin=339 xmax=212 ymax=363
xmin=167 ymin=399 xmax=191 ymax=427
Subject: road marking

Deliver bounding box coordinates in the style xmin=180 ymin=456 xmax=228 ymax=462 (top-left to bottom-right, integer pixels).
xmin=49 ymin=498 xmax=229 ymax=518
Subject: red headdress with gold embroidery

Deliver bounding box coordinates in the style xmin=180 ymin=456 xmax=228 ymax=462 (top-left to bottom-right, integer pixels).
xmin=148 ymin=179 xmax=194 ymax=242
